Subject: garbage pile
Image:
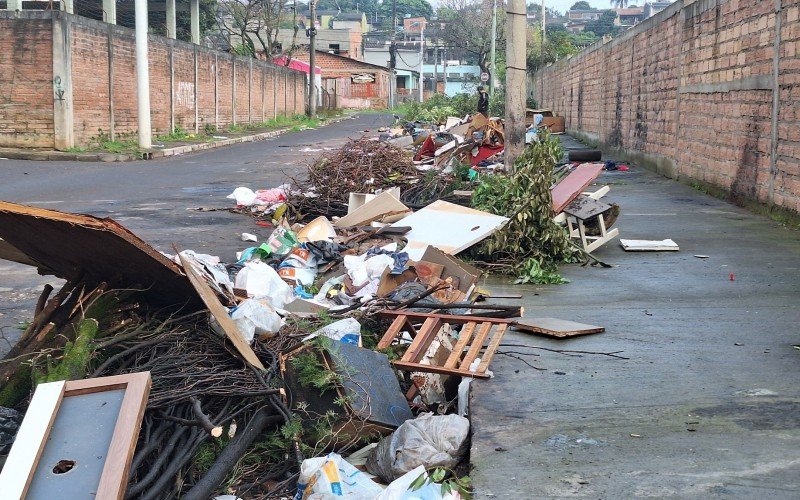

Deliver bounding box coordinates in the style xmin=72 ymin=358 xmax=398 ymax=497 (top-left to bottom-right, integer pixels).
xmin=0 ymin=195 xmax=515 ymax=499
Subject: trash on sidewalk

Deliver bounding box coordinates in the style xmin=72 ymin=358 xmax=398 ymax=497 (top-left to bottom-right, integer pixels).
xmin=295 ymin=452 xmax=383 ymax=500
xmin=620 ymin=239 xmax=679 ymax=251
xmin=366 ymin=413 xmax=470 ymax=483
xmin=513 ymin=317 xmax=605 ymax=338
xmin=335 ymin=191 xmax=412 ymax=228
xmin=303 ymin=317 xmax=362 ymax=345
xmin=296 ymin=216 xmax=337 ymax=243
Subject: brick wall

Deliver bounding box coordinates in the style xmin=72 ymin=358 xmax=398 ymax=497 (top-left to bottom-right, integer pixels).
xmin=533 ymin=0 xmax=800 ymax=214
xmin=0 ymin=11 xmax=307 ymax=149
xmin=293 ymin=50 xmax=391 ymax=108
xmin=0 ymin=13 xmax=54 ymax=147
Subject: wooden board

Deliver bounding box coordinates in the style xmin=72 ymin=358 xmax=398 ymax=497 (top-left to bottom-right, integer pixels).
xmin=514 ymin=317 xmax=605 ymax=338
xmin=620 ymin=239 xmax=679 ymax=251
xmin=0 ymin=201 xmax=199 ymax=308
xmin=563 ymin=195 xmax=612 ymax=220
xmin=377 ymin=311 xmax=509 ymax=379
xmin=325 ymin=342 xmax=414 ymax=428
xmin=0 ymin=373 xmax=151 ymax=500
xmin=179 ymin=254 xmax=266 ymax=370
xmin=0 ymin=381 xmax=65 ymax=499
xmin=336 ymin=191 xmax=410 ymax=228
xmin=551 ymin=163 xmax=605 ymax=213
xmin=391 ymin=200 xmax=508 ymax=261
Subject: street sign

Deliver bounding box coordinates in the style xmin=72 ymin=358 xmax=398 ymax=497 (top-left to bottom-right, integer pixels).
xmin=480 ymin=72 xmax=490 ymax=82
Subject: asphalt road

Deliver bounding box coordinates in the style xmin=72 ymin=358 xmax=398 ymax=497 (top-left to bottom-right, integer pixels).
xmin=0 ymin=112 xmax=391 ymax=351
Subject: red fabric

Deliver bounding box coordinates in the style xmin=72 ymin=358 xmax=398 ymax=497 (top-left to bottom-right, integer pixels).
xmin=414 ymin=135 xmax=436 ymax=161
xmin=470 ymin=144 xmax=504 ymax=166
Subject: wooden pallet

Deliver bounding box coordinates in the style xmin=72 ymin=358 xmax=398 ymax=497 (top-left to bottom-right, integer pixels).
xmin=377 ymin=311 xmax=511 ymax=379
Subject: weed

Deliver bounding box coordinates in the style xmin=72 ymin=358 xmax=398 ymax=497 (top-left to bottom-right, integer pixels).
xmin=227 ymin=123 xmax=245 ymax=133
xmin=63 ymin=146 xmax=86 ymax=153
xmin=156 ymin=126 xmax=192 ymax=142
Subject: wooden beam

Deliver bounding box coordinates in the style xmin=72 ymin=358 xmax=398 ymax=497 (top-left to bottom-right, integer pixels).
xmin=379 ymin=310 xmax=514 ymax=324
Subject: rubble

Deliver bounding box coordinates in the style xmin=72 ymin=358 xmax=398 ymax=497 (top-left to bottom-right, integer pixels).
xmin=0 ymin=114 xmax=636 ymax=498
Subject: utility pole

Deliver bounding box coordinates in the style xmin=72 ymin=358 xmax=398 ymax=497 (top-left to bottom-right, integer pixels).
xmin=307 ymin=0 xmax=317 ymax=117
xmin=443 ymin=48 xmax=447 ymax=92
xmin=134 ymin=0 xmax=151 ymax=149
xmin=389 ymin=0 xmax=397 ymax=109
xmin=418 ymin=21 xmax=424 ymax=103
xmin=541 ymin=0 xmax=546 ymax=45
xmin=489 ymin=0 xmax=497 ymax=93
xmin=433 ymin=45 xmax=438 ymax=95
xmin=505 ymin=0 xmax=526 ymax=171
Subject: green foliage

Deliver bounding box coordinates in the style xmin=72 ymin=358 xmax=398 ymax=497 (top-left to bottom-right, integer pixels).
xmin=585 ymin=10 xmax=620 ymax=38
xmin=404 ymin=93 xmax=479 ymax=122
xmin=227 ymin=123 xmax=246 ymax=133
xmin=317 ymin=0 xmax=379 ymax=18
xmin=156 ymin=126 xmax=192 ymax=142
xmin=35 ymin=319 xmax=100 ymax=383
xmin=291 ymin=344 xmax=341 ymax=395
xmin=378 ymin=0 xmax=434 ymax=25
xmin=472 ymin=131 xmax=575 ymax=283
xmin=570 ymin=1 xmax=592 ymax=9
xmin=409 ymin=467 xmax=473 ymax=499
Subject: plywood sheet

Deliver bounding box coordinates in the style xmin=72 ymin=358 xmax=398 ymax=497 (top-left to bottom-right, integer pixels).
xmin=551 ymin=163 xmax=604 ymax=213
xmin=179 ymin=254 xmax=265 ymax=370
xmin=0 ymin=201 xmax=198 ymax=308
xmin=326 ymin=342 xmax=414 ymax=428
xmin=391 ymin=200 xmax=508 ymax=261
xmin=336 ymin=191 xmax=410 ymax=227
xmin=620 ymin=239 xmax=679 ymax=251
xmin=514 ymin=317 xmax=605 ymax=338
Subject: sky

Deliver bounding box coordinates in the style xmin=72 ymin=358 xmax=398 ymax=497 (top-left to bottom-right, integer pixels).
xmin=425 ymin=1 xmax=622 ymax=15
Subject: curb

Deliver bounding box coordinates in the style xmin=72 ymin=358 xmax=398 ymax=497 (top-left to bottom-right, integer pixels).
xmin=0 ymin=114 xmax=354 ymax=163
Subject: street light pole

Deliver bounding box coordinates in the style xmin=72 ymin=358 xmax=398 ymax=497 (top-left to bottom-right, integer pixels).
xmin=307 ymin=0 xmax=317 ymax=117
xmin=134 ymin=0 xmax=151 ymax=149
xmin=389 ymin=0 xmax=397 ymax=109
xmin=418 ymin=21 xmax=424 ymax=102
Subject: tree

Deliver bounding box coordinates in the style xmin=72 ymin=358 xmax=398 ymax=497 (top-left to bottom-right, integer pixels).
xmin=215 ymin=0 xmax=297 ymax=58
xmin=436 ymin=0 xmax=504 ymax=78
xmin=378 ymin=0 xmax=434 ymax=25
xmin=570 ymin=1 xmax=592 ymax=10
xmin=584 ymin=9 xmax=618 ymax=37
xmin=316 ymin=0 xmax=379 ymax=20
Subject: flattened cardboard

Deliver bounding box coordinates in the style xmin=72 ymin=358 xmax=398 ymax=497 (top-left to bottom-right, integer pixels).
xmin=418 ymin=245 xmax=481 ymax=296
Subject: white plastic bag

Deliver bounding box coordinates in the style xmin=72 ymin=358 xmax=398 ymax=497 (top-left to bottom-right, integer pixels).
xmin=376 ymin=466 xmax=462 ymax=500
xmin=295 ymin=453 xmax=382 ymax=500
xmin=303 ymin=318 xmax=361 ymax=345
xmin=229 ymin=299 xmax=282 ymax=342
xmin=227 ymin=187 xmax=258 ymax=206
xmin=234 ymin=261 xmax=293 ymax=309
xmin=366 ymin=414 xmax=470 ymax=483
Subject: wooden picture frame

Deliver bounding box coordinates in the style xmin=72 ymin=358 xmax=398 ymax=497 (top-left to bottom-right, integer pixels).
xmin=0 ymin=372 xmax=151 ymax=500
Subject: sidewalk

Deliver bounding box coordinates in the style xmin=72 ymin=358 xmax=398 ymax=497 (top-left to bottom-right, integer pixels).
xmin=470 ymin=136 xmax=800 ymax=498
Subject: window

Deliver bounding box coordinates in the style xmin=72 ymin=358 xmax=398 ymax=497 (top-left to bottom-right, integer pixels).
xmin=329 ymin=44 xmax=341 ymax=54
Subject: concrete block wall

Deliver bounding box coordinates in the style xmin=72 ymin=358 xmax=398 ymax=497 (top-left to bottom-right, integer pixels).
xmin=0 ymin=11 xmax=307 ymax=149
xmin=532 ymin=0 xmax=800 ymax=214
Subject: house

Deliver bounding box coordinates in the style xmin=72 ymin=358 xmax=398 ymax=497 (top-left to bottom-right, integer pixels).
xmin=422 ymin=63 xmax=481 ymax=97
xmin=363 ymin=44 xmax=423 ymax=98
xmin=567 ymin=9 xmax=604 ymax=21
xmin=292 ymin=50 xmax=392 ymax=108
xmin=644 ymin=2 xmax=673 ymax=18
xmin=318 ymin=10 xmax=371 ymax=34
xmin=403 ymin=17 xmax=427 ymax=41
xmin=614 ymin=7 xmax=645 ymax=27
xmin=269 ymin=27 xmax=364 ymax=61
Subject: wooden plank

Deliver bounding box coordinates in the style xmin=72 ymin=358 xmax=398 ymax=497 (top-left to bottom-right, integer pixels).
xmin=459 ymin=322 xmax=493 ymax=370
xmin=379 ymin=310 xmax=514 ymax=324
xmin=0 ymin=237 xmax=42 ymax=267
xmin=401 ymin=318 xmax=442 ymax=363
xmin=514 ymin=317 xmax=605 ymax=338
xmin=376 ymin=315 xmax=408 ymax=349
xmin=563 ymin=195 xmax=612 ymax=220
xmin=477 ymin=324 xmax=508 ymax=373
xmin=335 ymin=191 xmax=410 ymax=227
xmin=392 ymin=360 xmax=491 ymax=379
xmin=179 ymin=253 xmax=265 ymax=370
xmin=91 ymin=372 xmax=151 ymax=500
xmin=444 ymin=322 xmax=476 ymax=369
xmin=0 ymin=381 xmax=66 ymax=500
xmin=620 ymin=239 xmax=679 ymax=251
xmin=551 ymin=163 xmax=604 ymax=213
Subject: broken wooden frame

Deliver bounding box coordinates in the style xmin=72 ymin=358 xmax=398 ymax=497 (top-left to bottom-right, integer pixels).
xmin=377 ymin=311 xmax=512 ymax=379
xmin=0 ymin=372 xmax=151 ymax=500
xmin=554 ymin=185 xmax=620 ymax=253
